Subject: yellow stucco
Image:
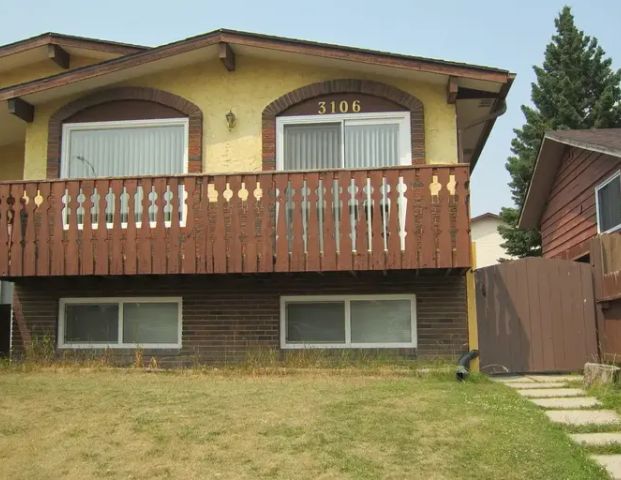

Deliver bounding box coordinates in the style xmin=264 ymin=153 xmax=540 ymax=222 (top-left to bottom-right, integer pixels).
xmin=0 ymin=56 xmax=107 ymax=89
xmin=0 ymin=142 xmax=24 ymax=180
xmin=23 ymin=55 xmax=458 ymax=180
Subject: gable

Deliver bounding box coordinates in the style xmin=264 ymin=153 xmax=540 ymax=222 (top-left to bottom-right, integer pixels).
xmin=540 ymin=146 xmax=621 ymax=258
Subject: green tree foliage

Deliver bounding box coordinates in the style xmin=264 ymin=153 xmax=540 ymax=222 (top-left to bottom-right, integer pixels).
xmin=500 ymin=6 xmax=621 ymax=257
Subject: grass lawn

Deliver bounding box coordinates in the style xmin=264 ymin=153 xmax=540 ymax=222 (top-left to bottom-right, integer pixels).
xmin=0 ymin=367 xmax=607 ymax=480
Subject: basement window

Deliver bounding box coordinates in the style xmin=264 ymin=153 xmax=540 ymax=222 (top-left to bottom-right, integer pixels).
xmin=280 ymin=294 xmax=416 ymax=348
xmin=595 ymin=171 xmax=621 ymax=233
xmin=58 ymin=297 xmax=182 ymax=349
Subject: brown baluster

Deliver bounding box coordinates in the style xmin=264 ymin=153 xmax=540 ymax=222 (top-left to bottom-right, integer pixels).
xmin=183 ymin=176 xmax=199 ymax=274
xmin=401 ymin=169 xmax=419 ymax=269
xmin=151 ymin=178 xmax=167 ymax=274
xmin=123 ymin=179 xmax=138 ymax=275
xmin=273 ymin=173 xmax=289 ymax=272
xmin=22 ymin=184 xmax=38 ymax=276
xmin=320 ymin=171 xmax=336 ymax=271
xmin=35 ymin=183 xmax=51 ymax=276
xmin=289 ymin=173 xmax=305 ymax=272
xmin=369 ymin=170 xmax=385 ymax=270
xmin=136 ymin=178 xmax=153 ymax=274
xmin=50 ymin=181 xmax=66 ymax=275
xmin=242 ymin=175 xmax=258 ymax=273
xmin=228 ymin=175 xmax=243 ymax=273
xmin=419 ymin=168 xmax=435 ymax=268
xmin=454 ymin=166 xmax=471 ymax=268
xmin=258 ymin=175 xmax=274 ymax=273
xmin=0 ymin=184 xmax=10 ymax=276
xmin=385 ymin=169 xmax=402 ymax=270
xmin=305 ymin=172 xmax=320 ymax=272
xmin=212 ymin=175 xmax=227 ymax=273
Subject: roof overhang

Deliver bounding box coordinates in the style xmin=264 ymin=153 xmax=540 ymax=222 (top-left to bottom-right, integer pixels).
xmin=0 ymin=29 xmax=514 ymax=163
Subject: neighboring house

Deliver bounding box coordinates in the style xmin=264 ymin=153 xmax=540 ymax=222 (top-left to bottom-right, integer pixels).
xmin=0 ymin=29 xmax=514 ymax=364
xmin=470 ymin=212 xmax=513 ymax=268
xmin=519 ymin=128 xmax=621 ymax=357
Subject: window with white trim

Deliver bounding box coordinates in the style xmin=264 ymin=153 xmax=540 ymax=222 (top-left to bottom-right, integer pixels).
xmin=58 ymin=297 xmax=182 ymax=349
xmin=61 ymin=118 xmax=189 ymax=178
xmin=596 ymin=171 xmax=621 ymax=233
xmin=276 ymin=112 xmax=411 ymax=171
xmin=280 ymin=294 xmax=416 ymax=348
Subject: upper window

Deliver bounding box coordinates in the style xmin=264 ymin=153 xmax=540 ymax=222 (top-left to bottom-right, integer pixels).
xmin=61 ymin=118 xmax=189 ymax=178
xmin=280 ymin=294 xmax=416 ymax=349
xmin=276 ymin=112 xmax=411 ymax=171
xmin=58 ymin=297 xmax=182 ymax=349
xmin=596 ymin=171 xmax=621 ymax=233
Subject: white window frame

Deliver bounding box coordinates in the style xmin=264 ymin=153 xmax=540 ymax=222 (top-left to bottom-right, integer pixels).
xmin=58 ymin=296 xmax=183 ymax=349
xmin=61 ymin=118 xmax=190 ymax=178
xmin=595 ymin=170 xmax=621 ymax=234
xmin=280 ymin=294 xmax=417 ymax=349
xmin=275 ymin=111 xmax=412 ymax=171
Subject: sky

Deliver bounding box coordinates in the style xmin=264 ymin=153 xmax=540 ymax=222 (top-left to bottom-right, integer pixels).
xmin=1 ymin=0 xmax=620 ymax=216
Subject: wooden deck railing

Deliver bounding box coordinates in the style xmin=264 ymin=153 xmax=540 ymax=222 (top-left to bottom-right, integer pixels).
xmin=0 ymin=164 xmax=471 ymax=277
xmin=592 ymin=233 xmax=621 ymax=302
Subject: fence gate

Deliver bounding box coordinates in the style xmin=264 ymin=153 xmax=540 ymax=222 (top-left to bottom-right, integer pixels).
xmin=475 ymin=257 xmax=598 ymax=374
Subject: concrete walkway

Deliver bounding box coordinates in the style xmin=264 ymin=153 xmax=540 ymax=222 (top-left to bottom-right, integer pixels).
xmin=496 ymin=374 xmax=621 ymax=479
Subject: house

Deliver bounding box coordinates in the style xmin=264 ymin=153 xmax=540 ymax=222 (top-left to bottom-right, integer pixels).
xmin=0 ymin=29 xmax=514 ymax=364
xmin=470 ymin=212 xmax=513 ymax=268
xmin=519 ymin=128 xmax=621 ymax=358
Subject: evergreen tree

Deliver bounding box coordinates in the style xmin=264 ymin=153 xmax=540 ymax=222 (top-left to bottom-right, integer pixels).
xmin=499 ymin=6 xmax=621 ymax=257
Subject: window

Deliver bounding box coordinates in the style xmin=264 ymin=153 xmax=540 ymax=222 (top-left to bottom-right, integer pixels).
xmin=61 ymin=118 xmax=189 ymax=178
xmin=280 ymin=294 xmax=416 ymax=348
xmin=58 ymin=297 xmax=182 ymax=348
xmin=276 ymin=112 xmax=411 ymax=171
xmin=596 ymin=171 xmax=621 ymax=233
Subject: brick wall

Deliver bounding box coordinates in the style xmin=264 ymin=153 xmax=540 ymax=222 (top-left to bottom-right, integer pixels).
xmin=11 ymin=270 xmax=467 ymax=366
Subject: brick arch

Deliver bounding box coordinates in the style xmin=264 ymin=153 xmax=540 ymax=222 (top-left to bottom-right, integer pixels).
xmin=261 ymin=79 xmax=425 ymax=170
xmin=47 ymin=87 xmax=203 ymax=178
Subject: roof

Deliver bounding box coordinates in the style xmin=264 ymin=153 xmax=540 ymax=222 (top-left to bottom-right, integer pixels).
xmin=0 ymin=32 xmax=148 ymax=59
xmin=471 ymin=212 xmax=501 ymax=223
xmin=0 ymin=28 xmax=513 ymax=102
xmin=519 ymin=128 xmax=621 ymax=229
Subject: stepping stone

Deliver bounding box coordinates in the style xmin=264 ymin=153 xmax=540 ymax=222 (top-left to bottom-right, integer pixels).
xmin=491 ymin=376 xmax=530 ymax=383
xmin=518 ymin=388 xmax=584 ymax=398
xmin=571 ymin=433 xmax=621 ymax=446
xmin=526 ymin=374 xmax=583 ymax=383
xmin=545 ymin=409 xmax=620 ymax=426
xmin=507 ymin=382 xmax=567 ymax=389
xmin=531 ymin=397 xmax=601 ymax=408
xmin=591 ymin=455 xmax=621 ymax=480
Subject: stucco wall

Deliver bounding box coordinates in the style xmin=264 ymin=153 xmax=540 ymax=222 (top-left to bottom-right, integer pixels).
xmin=0 ymin=142 xmax=24 ymax=180
xmin=471 ymin=216 xmax=514 ymax=268
xmin=23 ymin=56 xmax=458 ymax=180
xmin=0 ymin=56 xmax=108 ymax=89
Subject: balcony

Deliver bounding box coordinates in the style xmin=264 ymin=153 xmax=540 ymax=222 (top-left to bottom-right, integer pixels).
xmin=0 ymin=164 xmax=471 ymax=277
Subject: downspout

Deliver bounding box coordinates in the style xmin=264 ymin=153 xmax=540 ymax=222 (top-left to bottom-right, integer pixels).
xmin=456 ymin=350 xmax=480 ymax=381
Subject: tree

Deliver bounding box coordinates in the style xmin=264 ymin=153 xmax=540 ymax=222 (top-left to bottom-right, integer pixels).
xmin=499 ymin=5 xmax=621 ymax=257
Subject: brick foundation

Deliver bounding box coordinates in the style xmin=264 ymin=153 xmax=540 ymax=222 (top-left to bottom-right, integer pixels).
xmin=11 ymin=270 xmax=467 ymax=366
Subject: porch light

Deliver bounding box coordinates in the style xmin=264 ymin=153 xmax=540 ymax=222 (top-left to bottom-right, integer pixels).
xmin=225 ymin=109 xmax=236 ymax=131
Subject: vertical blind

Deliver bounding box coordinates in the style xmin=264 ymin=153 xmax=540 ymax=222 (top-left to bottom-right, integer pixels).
xmin=283 ymin=123 xmax=341 ymax=170
xmin=283 ymin=119 xmax=402 ymax=170
xmin=344 ymin=123 xmax=399 ymax=169
xmin=64 ymin=122 xmax=186 ymax=178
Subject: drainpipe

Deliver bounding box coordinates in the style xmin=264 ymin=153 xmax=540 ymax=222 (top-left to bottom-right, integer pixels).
xmin=456 ymin=350 xmax=479 ymax=381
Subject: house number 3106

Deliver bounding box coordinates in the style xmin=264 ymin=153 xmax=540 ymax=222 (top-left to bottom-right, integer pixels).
xmin=318 ymin=99 xmax=361 ymax=114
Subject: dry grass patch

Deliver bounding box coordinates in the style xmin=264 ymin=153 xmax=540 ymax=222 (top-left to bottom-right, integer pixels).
xmin=0 ymin=368 xmax=606 ymax=479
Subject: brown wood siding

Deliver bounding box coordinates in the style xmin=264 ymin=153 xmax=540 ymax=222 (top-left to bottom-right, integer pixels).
xmin=540 ymin=146 xmax=621 ymax=259
xmin=10 ymin=270 xmax=467 ymax=366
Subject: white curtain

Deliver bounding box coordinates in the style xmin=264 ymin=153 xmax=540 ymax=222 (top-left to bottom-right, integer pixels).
xmin=283 ymin=123 xmax=341 ymax=170
xmin=65 ymin=123 xmax=186 ymax=178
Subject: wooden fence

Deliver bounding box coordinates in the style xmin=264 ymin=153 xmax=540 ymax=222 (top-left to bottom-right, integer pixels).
xmin=0 ymin=164 xmax=470 ymax=277
xmin=476 ymin=258 xmax=598 ymax=373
